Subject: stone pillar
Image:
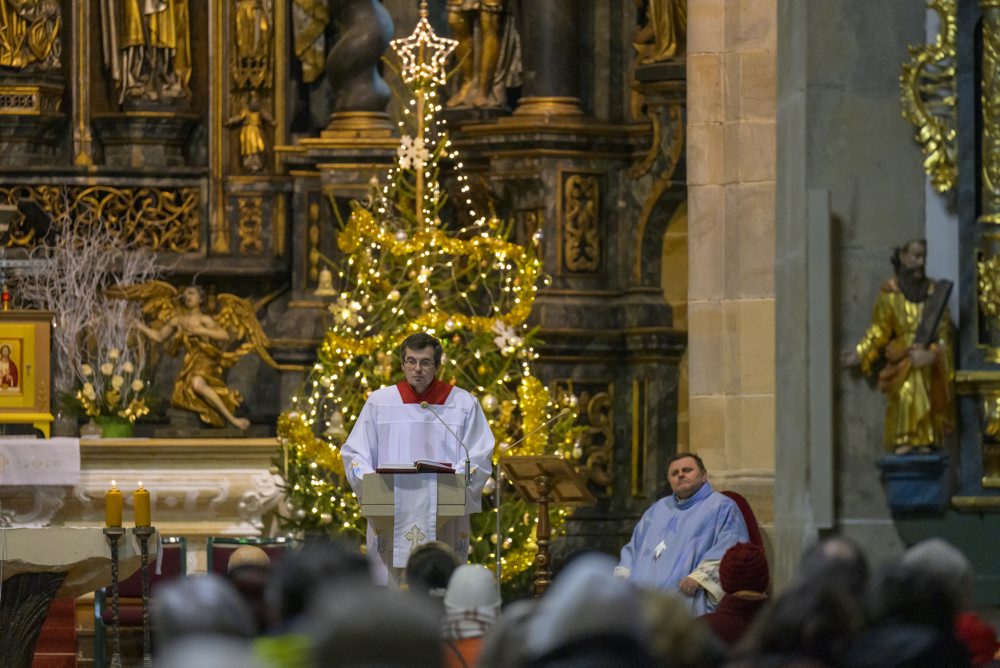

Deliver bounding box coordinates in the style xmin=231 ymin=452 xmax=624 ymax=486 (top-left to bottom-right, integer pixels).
xmin=686 ymin=1 xmax=777 ymax=519
xmin=514 ymin=0 xmax=583 ymax=117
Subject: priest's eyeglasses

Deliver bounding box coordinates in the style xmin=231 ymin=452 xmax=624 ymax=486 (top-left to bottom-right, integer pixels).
xmin=403 ymin=357 xmax=436 ymax=369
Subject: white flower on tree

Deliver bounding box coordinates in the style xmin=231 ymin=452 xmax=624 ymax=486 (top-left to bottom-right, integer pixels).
xmin=397 ymin=135 xmax=429 ymax=170
xmin=491 ymin=321 xmax=523 ymax=356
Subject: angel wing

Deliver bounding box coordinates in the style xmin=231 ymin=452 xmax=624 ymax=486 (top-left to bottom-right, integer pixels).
xmin=105 ymin=280 xmax=180 ymax=324
xmin=214 ymin=293 xmax=280 ymax=369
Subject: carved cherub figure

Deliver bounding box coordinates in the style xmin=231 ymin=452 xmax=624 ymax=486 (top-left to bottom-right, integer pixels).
xmin=108 ymin=281 xmax=277 ymax=430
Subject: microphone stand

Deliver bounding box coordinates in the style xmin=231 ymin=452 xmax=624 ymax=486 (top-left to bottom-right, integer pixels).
xmin=420 ymin=401 xmax=471 ymax=487
xmin=496 ymin=465 xmax=502 ymax=583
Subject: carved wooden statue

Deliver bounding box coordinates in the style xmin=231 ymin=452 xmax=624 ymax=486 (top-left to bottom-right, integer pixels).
xmin=446 ymin=0 xmax=520 ymax=109
xmin=100 ymin=0 xmax=192 ymax=105
xmin=108 ymin=282 xmax=277 ymax=430
xmin=842 ymin=239 xmax=955 ymax=455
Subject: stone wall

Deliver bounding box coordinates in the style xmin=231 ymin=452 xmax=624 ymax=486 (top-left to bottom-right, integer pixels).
xmin=687 ymin=0 xmax=777 ymax=525
xmin=774 ymin=0 xmax=927 ymax=584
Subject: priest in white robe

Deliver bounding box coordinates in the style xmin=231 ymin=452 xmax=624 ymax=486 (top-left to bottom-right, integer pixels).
xmin=341 ymin=332 xmax=495 ymax=586
xmin=615 ymin=452 xmax=749 ymax=614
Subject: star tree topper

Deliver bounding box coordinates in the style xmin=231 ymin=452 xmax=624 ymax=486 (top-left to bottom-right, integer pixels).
xmin=390 ymin=0 xmax=457 ymax=86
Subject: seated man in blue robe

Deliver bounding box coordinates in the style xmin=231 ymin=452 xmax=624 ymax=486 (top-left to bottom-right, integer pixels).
xmin=615 ymin=452 xmax=749 ymax=614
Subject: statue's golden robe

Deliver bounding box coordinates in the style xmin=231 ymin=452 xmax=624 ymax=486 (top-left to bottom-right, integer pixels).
xmin=170 ymin=332 xmax=242 ymax=428
xmin=856 ymin=278 xmax=955 ymax=450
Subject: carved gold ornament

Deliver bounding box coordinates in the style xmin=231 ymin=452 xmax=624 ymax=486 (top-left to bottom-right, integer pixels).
xmin=900 ymin=0 xmax=957 ymax=193
xmin=561 ymin=174 xmax=601 ymax=273
xmin=0 ymin=185 xmax=199 ymax=252
xmin=232 ymin=0 xmax=273 ymax=91
xmin=237 ymin=197 xmax=264 ymax=255
xmin=978 ymin=256 xmax=1000 ymax=320
xmin=983 ymin=391 xmax=1000 ymax=438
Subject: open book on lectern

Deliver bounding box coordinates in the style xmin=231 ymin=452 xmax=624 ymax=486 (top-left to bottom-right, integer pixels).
xmin=375 ymin=460 xmax=456 ymax=474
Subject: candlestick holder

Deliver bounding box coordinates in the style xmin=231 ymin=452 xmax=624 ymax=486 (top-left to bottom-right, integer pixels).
xmin=133 ymin=526 xmax=155 ymax=668
xmin=103 ymin=526 xmax=126 ymax=668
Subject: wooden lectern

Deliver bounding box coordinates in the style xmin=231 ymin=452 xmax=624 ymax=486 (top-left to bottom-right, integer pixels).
xmin=360 ymin=471 xmax=468 ymax=519
xmin=359 ymin=472 xmax=469 ymax=586
xmin=499 ymin=455 xmax=596 ymax=597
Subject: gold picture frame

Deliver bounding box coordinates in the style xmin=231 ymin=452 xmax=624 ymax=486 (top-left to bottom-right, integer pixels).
xmin=0 ymin=310 xmax=54 ymax=436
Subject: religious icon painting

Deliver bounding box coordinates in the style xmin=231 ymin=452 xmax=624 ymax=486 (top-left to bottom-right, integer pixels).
xmin=0 ymin=337 xmax=21 ymax=392
xmin=0 ymin=311 xmax=54 ymax=436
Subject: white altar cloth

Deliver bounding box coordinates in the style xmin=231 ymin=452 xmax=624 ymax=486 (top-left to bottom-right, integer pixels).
xmin=0 ymin=438 xmax=80 ymax=486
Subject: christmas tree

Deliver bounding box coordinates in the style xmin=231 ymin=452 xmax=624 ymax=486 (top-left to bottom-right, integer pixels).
xmin=277 ymin=2 xmax=582 ymax=586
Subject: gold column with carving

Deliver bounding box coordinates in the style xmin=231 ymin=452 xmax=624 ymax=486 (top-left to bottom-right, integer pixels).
xmin=973 ymin=1 xmax=1000 ymax=484
xmin=72 ymin=0 xmax=93 ymax=166
xmin=211 ymin=0 xmax=229 ymax=254
xmin=980 ymin=2 xmax=1000 ymax=357
xmin=983 ymin=2 xmax=1000 ymax=223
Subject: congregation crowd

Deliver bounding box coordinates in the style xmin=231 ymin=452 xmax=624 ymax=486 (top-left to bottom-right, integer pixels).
xmin=149 ymin=533 xmax=1000 ymax=667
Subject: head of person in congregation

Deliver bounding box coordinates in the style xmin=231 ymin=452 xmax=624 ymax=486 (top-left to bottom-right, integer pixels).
xmin=225 ymin=545 xmax=273 ymax=636
xmin=404 ymin=540 xmax=461 ymax=622
xmin=152 ymin=574 xmax=257 ymax=658
xmin=400 ymin=331 xmax=442 ymax=395
xmin=615 ymin=452 xmax=749 ymax=615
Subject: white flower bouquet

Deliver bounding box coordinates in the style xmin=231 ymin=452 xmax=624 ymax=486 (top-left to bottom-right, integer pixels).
xmin=75 ymin=347 xmax=149 ymax=423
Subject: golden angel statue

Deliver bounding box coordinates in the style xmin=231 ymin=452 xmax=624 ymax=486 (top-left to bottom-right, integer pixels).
xmin=108 ymin=282 xmax=278 ymax=430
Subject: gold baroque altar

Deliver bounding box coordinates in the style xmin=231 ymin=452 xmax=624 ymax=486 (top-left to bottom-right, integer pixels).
xmin=0 ymin=1 xmax=690 ymax=563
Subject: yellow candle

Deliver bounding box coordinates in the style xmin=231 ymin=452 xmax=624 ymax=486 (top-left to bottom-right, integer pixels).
xmin=134 ymin=482 xmax=151 ymax=527
xmin=105 ymin=481 xmax=122 ymax=527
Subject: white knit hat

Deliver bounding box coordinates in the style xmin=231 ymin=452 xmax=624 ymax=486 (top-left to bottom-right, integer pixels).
xmin=442 ymin=565 xmax=501 ymax=640
xmin=444 ymin=565 xmax=500 ymax=609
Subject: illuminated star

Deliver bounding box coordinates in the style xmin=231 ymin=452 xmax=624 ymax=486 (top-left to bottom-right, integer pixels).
xmin=653 ymin=540 xmax=666 ymax=560
xmin=390 ymin=1 xmax=457 ymax=86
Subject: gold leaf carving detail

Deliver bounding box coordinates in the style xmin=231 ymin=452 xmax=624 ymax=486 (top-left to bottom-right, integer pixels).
xmin=237 ymin=197 xmax=264 ymax=255
xmin=562 ymin=174 xmax=601 ymax=273
xmin=900 ymin=0 xmax=957 ymax=193
xmin=581 ymin=390 xmax=614 ymax=491
xmin=0 ymin=185 xmax=200 ymax=252
xmin=978 ymin=256 xmax=1000 ymax=320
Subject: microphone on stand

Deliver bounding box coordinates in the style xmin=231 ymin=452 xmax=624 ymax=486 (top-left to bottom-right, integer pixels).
xmin=420 ymin=401 xmax=472 ymax=487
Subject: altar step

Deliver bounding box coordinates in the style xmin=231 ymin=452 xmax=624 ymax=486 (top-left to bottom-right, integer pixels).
xmin=32 ymin=599 xmax=76 ymax=668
